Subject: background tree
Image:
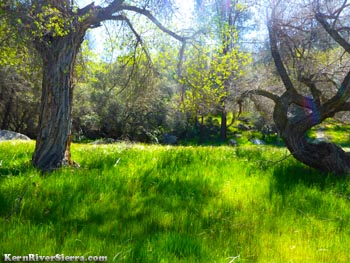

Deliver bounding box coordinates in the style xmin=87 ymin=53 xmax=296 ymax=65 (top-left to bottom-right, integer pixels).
xmin=165 ymin=0 xmax=252 ymax=142
xmin=73 ymin=46 xmax=170 ymax=142
xmin=195 ymin=0 xmax=253 ymax=141
xmin=177 ymin=34 xmax=250 ymax=143
xmin=0 ymin=14 xmax=41 ymax=138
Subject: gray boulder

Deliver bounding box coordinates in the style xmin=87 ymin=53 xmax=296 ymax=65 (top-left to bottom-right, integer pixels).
xmin=163 ymin=134 xmax=177 ymax=145
xmin=237 ymin=124 xmax=250 ymax=131
xmin=228 ymin=139 xmax=238 ymax=146
xmin=250 ymin=138 xmax=266 ymax=145
xmin=0 ymin=130 xmax=31 ymax=141
xmin=90 ymin=138 xmax=116 ymax=144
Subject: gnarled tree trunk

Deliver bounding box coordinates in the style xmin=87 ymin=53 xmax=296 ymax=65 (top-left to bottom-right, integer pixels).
xmin=246 ymin=4 xmax=350 ymax=175
xmin=273 ymin=93 xmax=350 ymax=175
xmin=32 ymin=31 xmax=86 ymax=171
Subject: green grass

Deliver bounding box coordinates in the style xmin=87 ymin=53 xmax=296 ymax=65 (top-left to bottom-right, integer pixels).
xmin=308 ymin=120 xmax=350 ymax=147
xmin=1 ymin=141 xmax=350 ymax=262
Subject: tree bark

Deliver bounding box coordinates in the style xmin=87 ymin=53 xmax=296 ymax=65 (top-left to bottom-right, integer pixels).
xmin=32 ymin=32 xmax=85 ymax=171
xmin=273 ymin=93 xmax=350 ymax=175
xmin=198 ymin=116 xmax=204 ymax=144
xmin=220 ymin=110 xmax=227 ymax=141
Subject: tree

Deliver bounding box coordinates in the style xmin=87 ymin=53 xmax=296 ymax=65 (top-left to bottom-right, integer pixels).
xmin=246 ymin=0 xmax=350 ymax=175
xmin=73 ymin=46 xmax=169 ymax=142
xmin=192 ymin=0 xmax=252 ymax=141
xmin=169 ymin=0 xmax=251 ymax=142
xmin=2 ymin=0 xmax=187 ymax=171
xmin=177 ymin=35 xmax=250 ymax=143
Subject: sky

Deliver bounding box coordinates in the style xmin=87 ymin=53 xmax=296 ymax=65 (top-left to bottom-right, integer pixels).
xmin=75 ymin=0 xmax=194 ymax=55
xmin=75 ymin=0 xmax=193 ymax=15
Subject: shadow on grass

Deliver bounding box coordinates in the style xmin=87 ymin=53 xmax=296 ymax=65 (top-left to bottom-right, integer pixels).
xmin=269 ymin=157 xmax=350 ymax=194
xmin=270 ymin=162 xmax=329 ymax=194
xmin=0 ymin=162 xmax=226 ymax=261
xmin=269 ymin=160 xmax=350 ymax=223
xmin=0 ymin=162 xmax=34 ymax=176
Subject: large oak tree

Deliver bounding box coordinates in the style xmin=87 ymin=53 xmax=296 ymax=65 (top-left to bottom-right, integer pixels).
xmin=2 ymin=0 xmax=186 ymax=171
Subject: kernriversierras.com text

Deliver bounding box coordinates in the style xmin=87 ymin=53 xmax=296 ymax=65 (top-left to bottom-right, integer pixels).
xmin=3 ymin=254 xmax=108 ymax=262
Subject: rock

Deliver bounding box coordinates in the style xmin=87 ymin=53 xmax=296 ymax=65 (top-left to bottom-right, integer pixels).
xmin=250 ymin=138 xmax=266 ymax=145
xmin=238 ymin=117 xmax=250 ymax=123
xmin=310 ymin=130 xmax=330 ymax=144
xmin=237 ymin=124 xmax=250 ymax=131
xmin=228 ymin=139 xmax=238 ymax=146
xmin=163 ymin=134 xmax=177 ymax=145
xmin=311 ymin=137 xmax=328 ymax=144
xmin=261 ymin=124 xmax=277 ymax=135
xmin=90 ymin=138 xmax=116 ymax=144
xmin=0 ymin=130 xmax=31 ymax=141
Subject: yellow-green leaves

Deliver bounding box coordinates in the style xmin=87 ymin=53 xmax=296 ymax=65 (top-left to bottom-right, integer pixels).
xmin=177 ymin=35 xmax=251 ymax=119
xmin=30 ymin=5 xmax=72 ymax=39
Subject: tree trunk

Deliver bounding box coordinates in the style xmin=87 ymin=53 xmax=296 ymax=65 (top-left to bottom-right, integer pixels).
xmin=1 ymin=86 xmax=14 ymax=130
xmin=220 ymin=110 xmax=227 ymax=141
xmin=273 ymin=95 xmax=350 ymax=175
xmin=282 ymin=130 xmax=350 ymax=175
xmin=198 ymin=116 xmax=204 ymax=144
xmin=32 ymin=33 xmax=85 ymax=171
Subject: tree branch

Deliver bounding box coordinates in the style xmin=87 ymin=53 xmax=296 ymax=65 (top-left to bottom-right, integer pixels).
xmin=268 ymin=18 xmax=297 ymax=93
xmin=323 ymin=70 xmax=350 ymax=115
xmin=121 ymin=5 xmax=186 ymax=42
xmin=84 ymin=2 xmax=188 ymax=44
xmin=95 ymin=0 xmax=125 ymax=20
xmin=121 ymin=15 xmax=152 ymax=63
xmin=298 ymin=76 xmax=322 ymax=106
xmin=242 ymin=89 xmax=280 ymax=103
xmin=315 ymin=12 xmax=350 ymax=54
xmin=78 ymin=2 xmax=97 ymax=16
xmin=338 ymin=102 xmax=350 ymax=112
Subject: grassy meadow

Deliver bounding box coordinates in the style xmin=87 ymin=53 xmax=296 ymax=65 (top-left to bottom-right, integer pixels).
xmin=1 ymin=140 xmax=350 ymax=262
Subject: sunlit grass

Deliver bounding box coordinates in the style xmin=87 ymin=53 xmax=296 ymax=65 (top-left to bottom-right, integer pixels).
xmin=308 ymin=120 xmax=350 ymax=147
xmin=1 ymin=141 xmax=350 ymax=262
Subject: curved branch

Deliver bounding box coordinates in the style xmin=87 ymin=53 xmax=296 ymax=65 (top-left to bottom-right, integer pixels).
xmin=85 ymin=2 xmax=188 ymax=43
xmin=315 ymin=12 xmax=350 ymax=54
xmin=121 ymin=5 xmax=186 ymax=42
xmin=268 ymin=21 xmax=297 ymax=93
xmin=122 ymin=16 xmax=152 ymax=62
xmin=78 ymin=2 xmax=99 ymax=16
xmin=90 ymin=14 xmax=125 ymax=28
xmin=242 ymin=89 xmax=280 ymax=103
xmin=298 ymin=76 xmax=322 ymax=107
xmin=323 ymin=70 xmax=350 ymax=115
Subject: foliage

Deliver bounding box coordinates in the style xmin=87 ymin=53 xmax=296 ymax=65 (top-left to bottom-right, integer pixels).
xmin=174 ymin=0 xmax=253 ymax=142
xmin=1 ymin=141 xmax=350 ymax=262
xmin=0 ymin=15 xmax=41 ymax=138
xmin=178 ymin=34 xmax=251 ymax=120
xmin=30 ymin=4 xmax=71 ymax=38
xmin=73 ymin=46 xmax=170 ymax=142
